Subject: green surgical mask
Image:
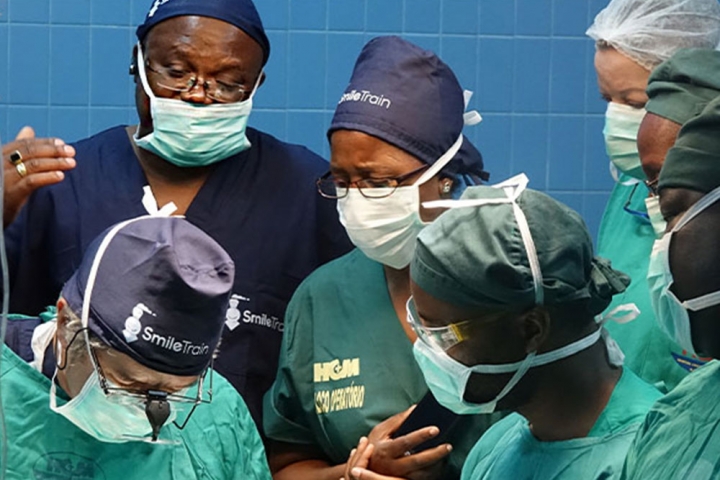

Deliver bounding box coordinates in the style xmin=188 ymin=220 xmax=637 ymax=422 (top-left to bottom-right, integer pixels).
xmin=133 ymin=43 xmax=259 ymax=168
xmin=603 ymin=102 xmax=646 ymax=181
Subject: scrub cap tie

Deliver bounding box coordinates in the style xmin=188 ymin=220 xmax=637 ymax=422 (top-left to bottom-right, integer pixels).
xmin=411 ymin=175 xmax=630 ymax=314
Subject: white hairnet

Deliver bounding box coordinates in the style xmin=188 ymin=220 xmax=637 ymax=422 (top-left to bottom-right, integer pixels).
xmin=587 ymin=0 xmax=720 ymax=70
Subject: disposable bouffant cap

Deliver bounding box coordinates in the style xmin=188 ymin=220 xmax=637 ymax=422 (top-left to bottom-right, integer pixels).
xmin=136 ymin=0 xmax=270 ymax=65
xmin=62 ymin=216 xmax=235 ymax=376
xmin=586 ymin=0 xmax=720 ymax=70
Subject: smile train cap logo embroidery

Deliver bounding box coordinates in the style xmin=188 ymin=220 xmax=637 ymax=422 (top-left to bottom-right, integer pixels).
xmin=123 ymin=303 xmax=155 ymax=343
xmin=338 ymin=89 xmax=392 ymax=109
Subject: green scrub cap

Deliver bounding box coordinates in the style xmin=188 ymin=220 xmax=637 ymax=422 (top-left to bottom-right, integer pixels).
xmin=646 ymin=48 xmax=720 ymax=125
xmin=659 ymin=94 xmax=720 ymax=194
xmin=411 ymin=183 xmax=630 ymax=314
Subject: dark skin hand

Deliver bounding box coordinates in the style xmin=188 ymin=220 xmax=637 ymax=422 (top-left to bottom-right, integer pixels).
xmin=269 ymin=410 xmax=449 ymax=480
xmin=2 ymin=126 xmax=76 ymax=227
xmin=269 ymin=131 xmax=455 ymax=480
xmin=130 ymin=15 xmax=265 ymax=214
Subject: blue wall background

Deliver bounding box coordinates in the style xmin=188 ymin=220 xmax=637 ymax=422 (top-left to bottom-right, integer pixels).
xmin=0 ymin=0 xmax=615 ymax=240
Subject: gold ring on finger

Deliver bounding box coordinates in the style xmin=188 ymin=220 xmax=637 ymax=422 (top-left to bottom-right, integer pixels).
xmin=16 ymin=161 xmax=28 ymax=178
xmin=9 ymin=150 xmax=23 ymax=166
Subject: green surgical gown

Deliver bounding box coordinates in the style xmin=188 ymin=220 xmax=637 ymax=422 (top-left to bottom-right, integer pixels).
xmin=621 ymin=360 xmax=720 ymax=480
xmin=461 ymin=368 xmax=660 ymax=480
xmin=263 ymin=249 xmax=496 ymax=479
xmin=0 ymin=346 xmax=271 ymax=480
xmin=597 ymin=180 xmax=704 ymax=392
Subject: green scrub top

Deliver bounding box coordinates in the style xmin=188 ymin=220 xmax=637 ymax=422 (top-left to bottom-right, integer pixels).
xmin=597 ymin=179 xmax=705 ymax=392
xmin=263 ymin=249 xmax=496 ymax=479
xmin=0 ymin=345 xmax=271 ymax=480
xmin=621 ymin=360 xmax=720 ymax=480
xmin=461 ymin=368 xmax=661 ymax=480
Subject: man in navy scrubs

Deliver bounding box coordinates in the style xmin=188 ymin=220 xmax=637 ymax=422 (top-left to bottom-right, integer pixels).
xmin=0 ymin=0 xmax=351 ymax=432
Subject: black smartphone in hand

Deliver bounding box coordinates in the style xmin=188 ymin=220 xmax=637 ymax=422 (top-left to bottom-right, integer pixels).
xmin=391 ymin=392 xmax=459 ymax=454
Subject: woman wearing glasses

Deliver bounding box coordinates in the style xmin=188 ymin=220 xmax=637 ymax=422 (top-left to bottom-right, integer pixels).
xmin=263 ymin=36 xmax=492 ymax=480
xmin=586 ymin=0 xmax=720 ymax=393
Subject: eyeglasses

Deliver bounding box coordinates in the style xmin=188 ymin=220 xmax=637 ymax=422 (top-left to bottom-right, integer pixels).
xmin=406 ymin=298 xmax=475 ymax=352
xmin=645 ymin=177 xmax=659 ymax=197
xmin=317 ymin=164 xmax=430 ymax=199
xmin=623 ymin=183 xmax=651 ymax=222
xmin=90 ymin=347 xmax=213 ymax=432
xmin=144 ymin=62 xmax=249 ymax=104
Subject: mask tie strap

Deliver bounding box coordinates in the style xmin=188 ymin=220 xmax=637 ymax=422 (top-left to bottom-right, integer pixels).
xmin=672 ymin=184 xmax=720 ymax=233
xmin=594 ymin=303 xmax=640 ymax=367
xmin=463 ymin=90 xmax=483 ymax=126
xmin=414 ymin=134 xmax=465 ymax=186
xmin=683 ymin=291 xmax=720 ymax=312
xmin=142 ymin=186 xmax=178 ymax=216
xmin=136 ymin=43 xmax=157 ymax=101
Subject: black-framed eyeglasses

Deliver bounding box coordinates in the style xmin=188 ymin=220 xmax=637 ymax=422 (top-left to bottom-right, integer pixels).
xmin=623 ymin=183 xmax=650 ymax=222
xmin=144 ymin=61 xmax=249 ymax=104
xmin=317 ymin=164 xmax=430 ymax=199
xmin=90 ymin=347 xmax=213 ymax=439
xmin=645 ymin=177 xmax=659 ymax=197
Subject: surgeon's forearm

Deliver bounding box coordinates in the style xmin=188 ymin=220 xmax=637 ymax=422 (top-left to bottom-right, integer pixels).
xmin=273 ymin=461 xmax=346 ymax=480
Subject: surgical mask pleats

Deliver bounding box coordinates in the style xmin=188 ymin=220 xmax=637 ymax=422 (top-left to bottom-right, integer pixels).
xmin=413 ymin=174 xmax=628 ymax=415
xmin=133 ymin=43 xmax=257 ymax=167
xmin=337 ymin=134 xmax=464 ymax=269
xmin=647 ymin=185 xmax=720 ymax=355
xmin=603 ymin=102 xmax=646 ymax=182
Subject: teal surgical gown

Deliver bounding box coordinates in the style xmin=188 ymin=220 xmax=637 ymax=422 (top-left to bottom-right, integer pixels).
xmin=0 ymin=345 xmax=271 ymax=480
xmin=621 ymin=360 xmax=720 ymax=480
xmin=263 ymin=249 xmax=497 ymax=479
xmin=461 ymin=368 xmax=660 ymax=480
xmin=597 ymin=180 xmax=704 ymax=392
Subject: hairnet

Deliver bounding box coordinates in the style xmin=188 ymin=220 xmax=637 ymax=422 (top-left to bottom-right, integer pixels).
xmin=586 ymin=0 xmax=720 ymax=70
xmin=136 ymin=0 xmax=270 ymax=65
xmin=329 ymin=36 xmax=488 ymax=185
xmin=659 ymin=94 xmax=720 ymax=194
xmin=62 ymin=216 xmax=235 ymax=376
xmin=411 ymin=185 xmax=629 ymax=314
xmin=646 ymin=48 xmax=720 ymax=125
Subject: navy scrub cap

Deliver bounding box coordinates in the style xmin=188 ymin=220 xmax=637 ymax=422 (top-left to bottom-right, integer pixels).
xmin=329 ymin=36 xmax=488 ymax=182
xmin=136 ymin=0 xmax=270 ymax=65
xmin=61 ymin=216 xmax=235 ymax=376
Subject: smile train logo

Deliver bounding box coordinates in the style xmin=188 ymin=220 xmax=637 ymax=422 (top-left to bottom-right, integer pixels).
xmin=338 ymin=89 xmax=392 ymax=109
xmin=123 ymin=303 xmax=155 ymax=343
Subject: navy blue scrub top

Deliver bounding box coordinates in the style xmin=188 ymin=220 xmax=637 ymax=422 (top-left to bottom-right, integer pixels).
xmin=5 ymin=125 xmax=352 ymax=430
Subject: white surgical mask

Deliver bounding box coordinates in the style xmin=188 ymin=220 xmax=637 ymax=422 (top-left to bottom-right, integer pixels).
xmin=645 ymin=195 xmax=667 ymax=238
xmin=411 ymin=174 xmax=633 ymax=415
xmin=648 ymin=186 xmax=720 ymax=355
xmin=337 ymin=134 xmax=464 ymax=269
xmin=604 ymin=102 xmax=646 ymax=182
xmin=133 ymin=43 xmax=260 ymax=168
